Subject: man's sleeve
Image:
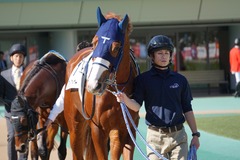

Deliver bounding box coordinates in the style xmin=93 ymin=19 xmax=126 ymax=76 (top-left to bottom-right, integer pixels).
xmin=0 ymin=75 xmax=4 ymax=98
xmin=48 ymin=85 xmax=65 ymax=121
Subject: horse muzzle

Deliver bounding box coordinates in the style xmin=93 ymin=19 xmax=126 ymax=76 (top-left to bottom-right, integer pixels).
xmin=16 ymin=143 xmax=28 ymax=153
xmin=86 ymin=58 xmax=111 ymax=95
xmin=87 ymin=80 xmax=104 ymax=95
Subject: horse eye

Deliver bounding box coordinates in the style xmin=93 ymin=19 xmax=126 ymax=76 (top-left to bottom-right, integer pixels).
xmin=40 ymin=103 xmax=48 ymax=107
xmin=111 ymin=42 xmax=121 ymax=57
xmin=114 ymin=47 xmax=120 ymax=52
xmin=20 ymin=117 xmax=28 ymax=126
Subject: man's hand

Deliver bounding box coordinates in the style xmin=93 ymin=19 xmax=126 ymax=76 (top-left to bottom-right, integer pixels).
xmin=115 ymin=92 xmax=126 ymax=103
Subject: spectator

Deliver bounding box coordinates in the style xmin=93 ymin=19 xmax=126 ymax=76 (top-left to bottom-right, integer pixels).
xmin=229 ymin=38 xmax=240 ymax=97
xmin=44 ymin=40 xmax=93 ymax=128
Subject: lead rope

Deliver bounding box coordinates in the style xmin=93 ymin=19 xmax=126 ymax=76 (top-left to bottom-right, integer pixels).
xmin=107 ymin=90 xmax=168 ymax=160
xmin=120 ymin=102 xmax=168 ymax=160
xmin=119 ymin=102 xmax=150 ymax=160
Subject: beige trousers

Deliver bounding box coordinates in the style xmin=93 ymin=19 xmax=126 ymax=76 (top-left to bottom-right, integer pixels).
xmin=146 ymin=127 xmax=188 ymax=160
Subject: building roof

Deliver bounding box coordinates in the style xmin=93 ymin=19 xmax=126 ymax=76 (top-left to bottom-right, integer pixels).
xmin=1 ymin=0 xmax=240 ymax=31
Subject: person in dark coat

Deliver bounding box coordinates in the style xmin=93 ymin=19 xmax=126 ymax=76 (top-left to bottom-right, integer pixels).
xmin=1 ymin=43 xmax=28 ymax=160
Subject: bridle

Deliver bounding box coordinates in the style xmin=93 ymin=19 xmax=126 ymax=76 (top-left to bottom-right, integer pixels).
xmin=81 ymin=49 xmax=138 ymax=120
xmin=37 ymin=61 xmax=62 ymax=100
xmin=11 ymin=96 xmax=43 ymax=141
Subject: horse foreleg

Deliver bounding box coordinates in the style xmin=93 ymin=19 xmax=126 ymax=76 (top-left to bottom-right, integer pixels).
xmin=45 ymin=124 xmax=59 ymax=159
xmin=37 ymin=131 xmax=48 ymax=160
xmin=122 ymin=134 xmax=135 ymax=160
xmin=89 ymin=125 xmax=108 ymax=160
xmin=30 ymin=140 xmax=39 ymax=160
xmin=68 ymin=122 xmax=85 ymax=160
xmin=109 ymin=130 xmax=122 ymax=160
xmin=109 ymin=129 xmax=135 ymax=160
xmin=57 ymin=128 xmax=68 ymax=160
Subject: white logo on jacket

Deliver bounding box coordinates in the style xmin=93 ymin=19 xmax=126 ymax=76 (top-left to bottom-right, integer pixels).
xmin=169 ymin=83 xmax=179 ymax=88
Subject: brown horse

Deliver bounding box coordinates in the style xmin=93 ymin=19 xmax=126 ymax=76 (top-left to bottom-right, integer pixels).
xmin=64 ymin=7 xmax=139 ymax=160
xmin=10 ymin=51 xmax=68 ymax=160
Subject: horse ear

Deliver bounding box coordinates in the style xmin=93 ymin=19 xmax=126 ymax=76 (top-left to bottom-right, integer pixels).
xmin=97 ymin=7 xmax=107 ymax=27
xmin=118 ymin=14 xmax=129 ymax=34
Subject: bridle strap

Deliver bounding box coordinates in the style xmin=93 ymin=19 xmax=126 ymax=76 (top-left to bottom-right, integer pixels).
xmin=38 ymin=61 xmax=61 ymax=100
xmin=14 ymin=130 xmax=28 ymax=137
xmin=105 ymin=50 xmax=137 ymax=93
xmin=81 ymin=56 xmax=96 ymax=120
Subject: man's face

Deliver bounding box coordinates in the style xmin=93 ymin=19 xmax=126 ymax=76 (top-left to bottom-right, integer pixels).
xmin=152 ymin=49 xmax=171 ymax=69
xmin=10 ymin=53 xmax=25 ymax=67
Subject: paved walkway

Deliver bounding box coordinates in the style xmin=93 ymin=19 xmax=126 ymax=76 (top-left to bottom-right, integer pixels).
xmin=1 ymin=96 xmax=240 ymax=159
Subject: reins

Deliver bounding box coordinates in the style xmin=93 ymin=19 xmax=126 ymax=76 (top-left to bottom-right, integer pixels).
xmin=80 ymin=50 xmax=134 ymax=120
xmin=38 ymin=61 xmax=61 ymax=100
xmin=11 ymin=97 xmax=45 ymax=141
xmin=107 ymin=89 xmax=168 ymax=160
xmin=80 ymin=55 xmax=96 ymax=120
xmin=26 ymin=107 xmax=46 ymax=141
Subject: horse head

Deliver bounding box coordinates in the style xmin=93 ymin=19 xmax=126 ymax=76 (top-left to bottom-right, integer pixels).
xmin=86 ymin=7 xmax=130 ymax=95
xmin=11 ymin=51 xmax=67 ymax=154
xmin=11 ymin=95 xmax=39 ymax=153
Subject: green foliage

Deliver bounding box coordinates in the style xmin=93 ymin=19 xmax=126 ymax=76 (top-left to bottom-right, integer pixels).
xmin=195 ymin=114 xmax=240 ymax=140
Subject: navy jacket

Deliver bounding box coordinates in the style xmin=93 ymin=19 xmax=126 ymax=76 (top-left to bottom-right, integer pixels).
xmin=133 ymin=67 xmax=193 ymax=127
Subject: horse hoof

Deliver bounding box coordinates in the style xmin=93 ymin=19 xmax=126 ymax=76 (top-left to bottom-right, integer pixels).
xmin=58 ymin=152 xmax=66 ymax=160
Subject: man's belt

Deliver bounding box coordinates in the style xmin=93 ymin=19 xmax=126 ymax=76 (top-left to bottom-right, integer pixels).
xmin=148 ymin=124 xmax=183 ymax=133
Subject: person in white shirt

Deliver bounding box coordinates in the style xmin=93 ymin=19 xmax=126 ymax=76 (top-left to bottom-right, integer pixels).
xmin=44 ymin=85 xmax=65 ymax=128
xmin=44 ymin=41 xmax=93 ymax=128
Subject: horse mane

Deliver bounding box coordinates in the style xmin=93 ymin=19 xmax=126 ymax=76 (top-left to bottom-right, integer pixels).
xmin=105 ymin=12 xmax=133 ymax=35
xmin=76 ymin=41 xmax=93 ymax=52
xmin=19 ymin=61 xmax=42 ymax=94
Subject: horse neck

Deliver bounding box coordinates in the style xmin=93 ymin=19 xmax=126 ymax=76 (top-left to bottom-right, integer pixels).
xmin=24 ymin=69 xmax=56 ymax=109
xmin=53 ymin=62 xmax=66 ymax=88
xmin=116 ymin=38 xmax=131 ymax=83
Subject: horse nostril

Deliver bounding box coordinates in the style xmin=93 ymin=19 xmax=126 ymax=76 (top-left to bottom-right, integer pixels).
xmin=20 ymin=144 xmax=26 ymax=152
